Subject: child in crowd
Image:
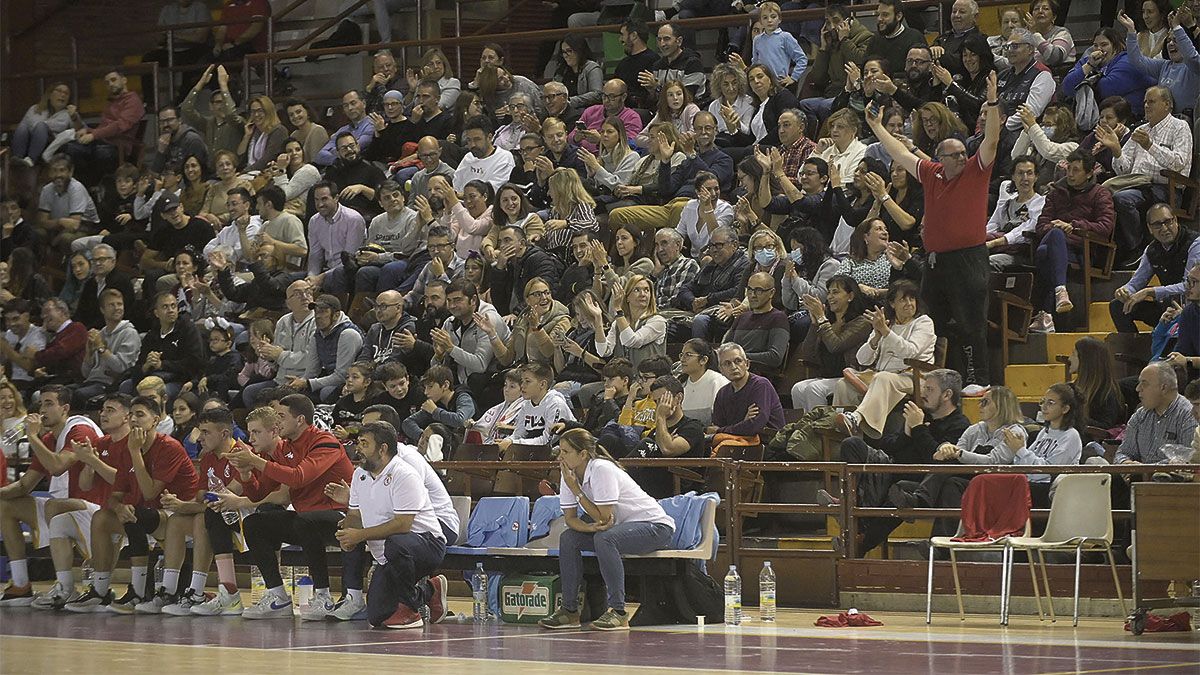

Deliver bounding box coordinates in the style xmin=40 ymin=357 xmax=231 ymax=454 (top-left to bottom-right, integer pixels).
xmin=582 ymin=358 xmax=636 ymax=433
xmin=238 ymin=319 xmax=278 ymax=389
xmin=471 ymin=368 xmax=526 ymax=443
xmin=499 ymin=363 xmax=576 ymax=450
xmin=192 ymin=326 xmax=243 ymax=402
xmin=333 ymin=360 xmax=381 ymax=435
xmin=401 ymin=365 xmax=478 ymax=443
xmin=751 ymin=2 xmax=808 ymax=88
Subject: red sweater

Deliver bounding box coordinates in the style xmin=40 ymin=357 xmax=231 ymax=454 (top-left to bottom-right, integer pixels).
xmin=91 ymin=90 xmax=145 ymax=153
xmin=1035 ymin=178 xmax=1116 ymax=248
xmin=35 ymin=320 xmax=88 ymax=377
xmin=244 ymin=426 xmax=352 ymax=512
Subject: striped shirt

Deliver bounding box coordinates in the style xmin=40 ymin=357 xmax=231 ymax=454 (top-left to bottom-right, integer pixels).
xmin=1115 ymin=394 xmax=1198 ymax=464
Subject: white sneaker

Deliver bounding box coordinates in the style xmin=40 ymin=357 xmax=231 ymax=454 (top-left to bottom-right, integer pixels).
xmin=31 ymin=582 xmax=74 ymax=610
xmin=299 ymin=589 xmax=335 ymax=621
xmin=162 ymin=588 xmax=210 ymax=616
xmin=1029 ymin=311 xmax=1055 ymax=334
xmin=242 ymin=592 xmax=294 ymax=620
xmin=134 ymin=587 xmax=175 ymax=614
xmin=191 ymin=585 xmax=244 ymax=616
xmin=329 ymin=593 xmax=367 ymax=621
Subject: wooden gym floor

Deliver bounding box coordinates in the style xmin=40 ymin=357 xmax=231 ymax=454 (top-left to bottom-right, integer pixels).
xmin=1 ymin=593 xmax=1198 ymax=674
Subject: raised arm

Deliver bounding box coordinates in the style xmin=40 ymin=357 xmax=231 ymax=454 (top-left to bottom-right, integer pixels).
xmin=864 ymin=102 xmax=920 ymax=178
xmin=978 ymin=71 xmax=1001 ymax=168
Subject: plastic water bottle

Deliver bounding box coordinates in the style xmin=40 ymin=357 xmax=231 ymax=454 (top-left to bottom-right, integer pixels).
xmin=208 ymin=475 xmax=239 ymax=525
xmin=81 ymin=558 xmax=93 ymax=588
xmin=472 ymin=563 xmax=490 ymax=622
xmin=759 ymin=562 xmax=776 ymax=623
xmin=724 ymin=565 xmax=742 ymax=626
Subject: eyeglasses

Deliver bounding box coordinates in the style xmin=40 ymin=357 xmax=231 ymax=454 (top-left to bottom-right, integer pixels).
xmin=417 ymin=152 xmax=439 ymax=160
xmin=1148 ymin=217 xmax=1177 ymax=230
xmin=375 ymin=302 xmax=403 ymax=310
xmin=798 ymin=169 xmax=821 ymax=177
xmin=679 ymin=351 xmax=699 ymax=360
xmin=602 ymin=93 xmax=625 ymax=100
xmin=708 ymin=240 xmax=734 ymax=248
xmin=544 ymin=92 xmax=567 ymax=99
xmin=519 ymin=145 xmax=543 ymax=153
xmin=1002 ymin=42 xmax=1029 ymax=51
xmin=746 ymin=286 xmax=773 ymax=294
xmin=526 ymin=289 xmax=552 ymax=299
xmin=978 ymin=398 xmax=991 ymax=406
xmin=905 ymin=57 xmax=931 ymax=65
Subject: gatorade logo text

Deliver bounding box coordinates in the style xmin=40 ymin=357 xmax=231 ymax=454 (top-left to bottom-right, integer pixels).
xmin=502 ymin=582 xmax=551 ymax=618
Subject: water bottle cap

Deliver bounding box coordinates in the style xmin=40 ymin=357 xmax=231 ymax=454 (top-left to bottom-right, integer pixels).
xmin=298 ymin=576 xmax=314 ymax=586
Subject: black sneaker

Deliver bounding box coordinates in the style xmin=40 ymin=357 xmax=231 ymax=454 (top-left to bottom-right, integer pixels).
xmin=108 ymin=584 xmax=144 ymax=615
xmin=64 ymin=585 xmax=114 ymax=613
xmin=888 ymin=483 xmax=921 ymax=511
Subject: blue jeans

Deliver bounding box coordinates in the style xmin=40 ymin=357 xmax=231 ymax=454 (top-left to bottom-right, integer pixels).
xmin=63 ymin=140 xmax=119 ymax=184
xmin=559 ymin=521 xmax=674 ymax=612
xmin=1033 ymin=227 xmax=1078 ymax=313
xmin=1112 ymin=184 xmax=1167 ymax=259
xmin=12 ymin=121 xmax=51 ymax=160
xmin=797 ymin=97 xmax=835 ymax=131
xmin=1108 ymin=296 xmax=1165 ymax=333
xmin=366 ymin=531 xmax=446 ymax=625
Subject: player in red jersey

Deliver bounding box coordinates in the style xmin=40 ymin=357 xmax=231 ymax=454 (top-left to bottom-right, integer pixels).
xmin=191 ymin=406 xmax=289 ymax=616
xmin=66 ymin=396 xmax=199 ymax=613
xmin=228 ymin=394 xmax=354 ymax=619
xmin=0 ymin=385 xmax=101 ymax=606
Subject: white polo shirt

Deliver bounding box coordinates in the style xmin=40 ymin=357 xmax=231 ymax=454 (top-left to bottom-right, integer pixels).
xmin=349 ymin=454 xmax=444 ymax=564
xmin=397 ymin=443 xmax=459 ymax=536
xmin=559 ymin=458 xmax=675 ymax=530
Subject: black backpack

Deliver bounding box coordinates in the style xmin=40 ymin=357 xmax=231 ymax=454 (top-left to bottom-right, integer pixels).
xmin=630 ymin=562 xmax=725 ymax=626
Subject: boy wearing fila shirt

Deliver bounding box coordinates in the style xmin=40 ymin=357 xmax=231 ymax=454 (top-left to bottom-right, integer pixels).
xmin=336 ymin=421 xmax=446 ymax=629
xmin=227 ymin=394 xmax=354 ymax=620
xmin=148 ymin=406 xmax=260 ymax=616
xmin=498 ymin=363 xmax=576 ymax=453
xmin=191 ymin=406 xmax=289 ymax=616
xmin=0 ymin=385 xmax=102 ymax=605
xmin=31 ymin=394 xmax=133 ymax=609
xmin=315 ymin=403 xmax=458 ymax=622
xmin=66 ymin=396 xmax=199 ymax=613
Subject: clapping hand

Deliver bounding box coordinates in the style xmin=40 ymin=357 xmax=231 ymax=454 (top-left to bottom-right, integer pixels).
xmin=885 ymin=241 xmax=912 ymax=268
xmin=323 ymin=479 xmax=350 ymax=505
xmin=1002 ymin=426 xmax=1024 ymax=451
xmin=801 ymin=293 xmax=825 ymax=319
xmin=865 ymin=306 xmax=890 ymax=336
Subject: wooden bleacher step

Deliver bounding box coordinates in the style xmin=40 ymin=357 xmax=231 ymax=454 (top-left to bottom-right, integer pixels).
xmin=1003 ymin=363 xmax=1067 ymax=399
xmin=1043 ymin=332 xmax=1112 ymax=362
xmin=1088 ymin=301 xmax=1117 ymax=334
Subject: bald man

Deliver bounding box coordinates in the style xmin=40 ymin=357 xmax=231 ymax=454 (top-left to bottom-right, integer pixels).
xmin=408 ymin=137 xmax=455 ymax=201
xmin=363 ymin=290 xmax=417 ymax=364
xmin=722 ymin=272 xmax=790 ymax=374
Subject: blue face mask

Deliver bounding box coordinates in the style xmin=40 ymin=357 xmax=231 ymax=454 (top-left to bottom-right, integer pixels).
xmin=788 ymin=248 xmax=804 ymax=265
xmin=754 ymin=248 xmax=778 ymax=266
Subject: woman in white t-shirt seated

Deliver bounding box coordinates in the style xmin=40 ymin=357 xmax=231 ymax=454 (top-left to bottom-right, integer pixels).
xmin=539 ymin=428 xmax=676 ymax=632
xmin=678 ymin=338 xmax=729 ymax=425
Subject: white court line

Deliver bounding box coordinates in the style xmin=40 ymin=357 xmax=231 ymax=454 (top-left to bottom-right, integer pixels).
xmin=284 ymin=629 xmax=593 ymax=651
xmin=633 ymin=624 xmax=1200 ymax=653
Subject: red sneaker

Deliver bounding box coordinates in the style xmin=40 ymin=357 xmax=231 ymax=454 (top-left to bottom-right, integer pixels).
xmin=427 ymin=575 xmax=448 ymax=624
xmin=382 ymin=604 xmax=424 ymax=629
xmin=0 ymin=583 xmax=33 ymax=607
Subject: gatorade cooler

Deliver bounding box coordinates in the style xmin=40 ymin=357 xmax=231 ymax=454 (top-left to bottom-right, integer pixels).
xmin=499 ymin=574 xmax=566 ymax=624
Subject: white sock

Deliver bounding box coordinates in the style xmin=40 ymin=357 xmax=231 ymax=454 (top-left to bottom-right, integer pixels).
xmin=130 ymin=566 xmax=148 ymax=597
xmin=268 ymin=585 xmax=289 ymax=601
xmin=55 ymin=570 xmax=74 ymax=590
xmin=347 ymin=588 xmax=364 ymax=603
xmin=162 ymin=569 xmax=180 ymax=595
xmin=189 ymin=571 xmax=208 ymax=595
xmin=94 ymin=572 xmax=112 ymax=595
xmin=8 ymin=559 xmax=29 ymax=587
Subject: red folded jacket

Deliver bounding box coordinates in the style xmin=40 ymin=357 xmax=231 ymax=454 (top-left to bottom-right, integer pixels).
xmin=815 ymin=611 xmax=884 ymax=627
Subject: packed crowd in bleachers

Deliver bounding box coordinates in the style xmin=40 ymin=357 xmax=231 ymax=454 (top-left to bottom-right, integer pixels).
xmin=0 ymin=0 xmax=1198 ymax=631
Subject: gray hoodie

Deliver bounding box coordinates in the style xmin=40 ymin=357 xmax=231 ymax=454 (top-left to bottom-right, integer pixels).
xmin=81 ymin=320 xmax=141 ymax=385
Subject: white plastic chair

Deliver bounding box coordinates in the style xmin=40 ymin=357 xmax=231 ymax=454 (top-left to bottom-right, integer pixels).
xmin=925 ymin=474 xmax=1037 ymax=625
xmin=1003 ymin=473 xmax=1127 ymax=626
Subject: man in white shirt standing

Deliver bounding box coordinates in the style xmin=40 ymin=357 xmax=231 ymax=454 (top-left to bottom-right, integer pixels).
xmin=335 ymin=421 xmax=447 ymax=630
xmin=454 ymin=115 xmax=515 ymax=192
